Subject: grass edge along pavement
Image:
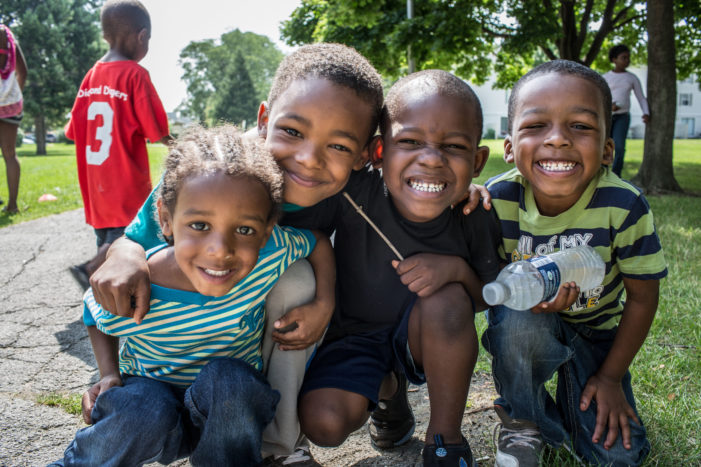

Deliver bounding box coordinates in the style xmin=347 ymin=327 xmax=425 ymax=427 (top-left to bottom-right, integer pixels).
xmin=4 ymin=140 xmax=699 ymax=465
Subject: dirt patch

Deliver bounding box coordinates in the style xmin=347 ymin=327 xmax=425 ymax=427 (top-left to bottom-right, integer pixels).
xmin=310 ymin=371 xmax=499 ymax=466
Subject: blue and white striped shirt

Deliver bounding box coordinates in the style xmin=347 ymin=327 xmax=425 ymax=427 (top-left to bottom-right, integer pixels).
xmin=83 ymin=225 xmax=315 ymax=386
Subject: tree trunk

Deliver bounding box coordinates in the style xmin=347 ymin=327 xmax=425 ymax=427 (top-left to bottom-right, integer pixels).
xmin=633 ymin=0 xmax=682 ymax=193
xmin=34 ymin=114 xmax=46 ymax=156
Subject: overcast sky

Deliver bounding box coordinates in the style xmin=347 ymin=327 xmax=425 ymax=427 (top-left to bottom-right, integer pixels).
xmin=138 ymin=0 xmax=301 ymax=112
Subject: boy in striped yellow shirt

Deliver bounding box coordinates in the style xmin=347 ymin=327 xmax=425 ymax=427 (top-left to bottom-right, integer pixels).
xmin=483 ymin=60 xmax=666 ymax=467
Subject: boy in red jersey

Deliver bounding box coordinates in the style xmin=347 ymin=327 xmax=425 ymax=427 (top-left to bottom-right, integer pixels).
xmin=66 ymin=0 xmax=171 ymax=290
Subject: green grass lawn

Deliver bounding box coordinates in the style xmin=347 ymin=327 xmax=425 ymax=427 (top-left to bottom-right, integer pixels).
xmin=7 ymin=139 xmax=700 ymax=464
xmin=0 ymin=143 xmax=168 ymax=228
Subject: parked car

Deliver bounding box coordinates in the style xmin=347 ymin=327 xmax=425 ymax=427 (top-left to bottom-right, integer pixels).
xmin=45 ymin=132 xmax=58 ymax=143
xmin=22 ymin=133 xmax=35 ymax=144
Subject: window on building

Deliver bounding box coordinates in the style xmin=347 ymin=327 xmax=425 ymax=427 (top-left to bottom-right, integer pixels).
xmin=679 ymin=93 xmax=692 ymax=106
xmin=500 ymin=117 xmax=508 ymax=137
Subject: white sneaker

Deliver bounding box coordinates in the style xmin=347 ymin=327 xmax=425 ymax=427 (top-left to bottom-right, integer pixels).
xmin=493 ymin=405 xmax=543 ymax=467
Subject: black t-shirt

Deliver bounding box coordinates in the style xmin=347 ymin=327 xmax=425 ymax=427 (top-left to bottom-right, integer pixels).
xmin=282 ymin=167 xmax=502 ymax=339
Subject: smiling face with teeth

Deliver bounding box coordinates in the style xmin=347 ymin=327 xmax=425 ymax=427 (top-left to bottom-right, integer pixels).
xmin=379 ymin=88 xmax=489 ymax=223
xmin=505 ymin=73 xmax=614 ymax=216
xmin=157 ymin=171 xmax=275 ymax=297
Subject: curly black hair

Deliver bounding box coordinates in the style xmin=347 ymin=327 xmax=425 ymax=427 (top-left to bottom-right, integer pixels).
xmin=608 ymin=44 xmax=630 ymax=62
xmin=159 ymin=125 xmax=283 ymax=226
xmin=382 ymin=69 xmax=483 ymax=142
xmin=101 ymin=0 xmax=150 ymax=43
xmin=507 ymin=60 xmax=612 ymax=136
xmin=267 ymin=43 xmax=384 ymax=143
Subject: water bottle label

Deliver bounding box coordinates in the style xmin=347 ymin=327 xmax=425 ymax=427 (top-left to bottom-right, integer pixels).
xmin=528 ymin=256 xmax=561 ymax=301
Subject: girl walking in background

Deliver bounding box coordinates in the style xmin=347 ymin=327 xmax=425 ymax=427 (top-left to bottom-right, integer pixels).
xmin=603 ymin=44 xmax=649 ymax=178
xmin=0 ymin=24 xmax=27 ymax=214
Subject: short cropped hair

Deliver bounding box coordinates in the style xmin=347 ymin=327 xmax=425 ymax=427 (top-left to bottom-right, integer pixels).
xmin=609 ymin=44 xmax=630 ymax=61
xmin=382 ymin=69 xmax=483 ymax=142
xmin=507 ymin=60 xmax=612 ymax=135
xmin=267 ymin=43 xmax=384 ymax=143
xmin=101 ymin=0 xmax=150 ymax=43
xmin=159 ymin=125 xmax=283 ymax=225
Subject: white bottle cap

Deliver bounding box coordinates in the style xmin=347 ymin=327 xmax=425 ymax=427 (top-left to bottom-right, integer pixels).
xmin=483 ymin=282 xmax=508 ymax=306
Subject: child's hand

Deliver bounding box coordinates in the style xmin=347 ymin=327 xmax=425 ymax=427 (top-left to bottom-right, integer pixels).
xmin=459 ymin=183 xmax=492 ymax=215
xmin=272 ymin=299 xmax=333 ymax=351
xmin=580 ymin=372 xmax=640 ymax=451
xmin=392 ymin=254 xmax=462 ymax=297
xmin=90 ymin=247 xmax=151 ymax=324
xmin=531 ymin=282 xmax=579 ymax=314
xmin=81 ymin=373 xmax=122 ymax=425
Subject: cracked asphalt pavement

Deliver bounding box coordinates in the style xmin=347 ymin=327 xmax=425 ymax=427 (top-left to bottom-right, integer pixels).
xmin=0 ymin=209 xmax=499 ymax=466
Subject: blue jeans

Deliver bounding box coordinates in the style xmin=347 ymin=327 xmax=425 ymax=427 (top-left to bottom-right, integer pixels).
xmin=482 ymin=306 xmax=650 ymax=466
xmin=54 ymin=358 xmax=279 ymax=467
xmin=610 ymin=112 xmax=631 ymax=177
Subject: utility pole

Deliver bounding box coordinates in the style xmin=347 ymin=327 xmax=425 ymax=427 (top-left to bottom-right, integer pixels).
xmin=407 ymin=0 xmax=415 ymax=73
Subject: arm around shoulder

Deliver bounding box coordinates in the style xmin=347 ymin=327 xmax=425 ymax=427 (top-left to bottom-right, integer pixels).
xmin=271 ymin=230 xmax=335 ymax=350
xmin=89 ymin=236 xmax=151 ymax=323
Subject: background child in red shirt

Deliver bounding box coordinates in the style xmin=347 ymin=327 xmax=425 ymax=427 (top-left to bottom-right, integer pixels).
xmin=66 ymin=0 xmax=171 ymax=290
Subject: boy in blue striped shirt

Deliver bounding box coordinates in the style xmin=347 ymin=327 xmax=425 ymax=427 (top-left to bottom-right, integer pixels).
xmin=53 ymin=125 xmax=332 ymax=466
xmin=483 ymin=60 xmax=667 ymax=467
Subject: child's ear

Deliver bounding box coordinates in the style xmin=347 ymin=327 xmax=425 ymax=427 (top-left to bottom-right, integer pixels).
xmin=472 ymin=145 xmax=490 ymax=177
xmin=503 ymin=136 xmax=516 ymax=164
xmin=137 ymin=28 xmax=149 ymax=45
xmin=602 ymin=137 xmax=615 ymax=165
xmin=157 ymin=199 xmax=173 ymax=238
xmin=257 ymin=102 xmax=269 ymax=138
xmin=367 ymin=135 xmax=383 ymax=169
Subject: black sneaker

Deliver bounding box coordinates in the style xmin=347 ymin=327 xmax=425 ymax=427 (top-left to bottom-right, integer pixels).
xmin=423 ymin=434 xmax=477 ymax=467
xmin=368 ymin=371 xmax=415 ymax=449
xmin=69 ymin=263 xmax=91 ymax=291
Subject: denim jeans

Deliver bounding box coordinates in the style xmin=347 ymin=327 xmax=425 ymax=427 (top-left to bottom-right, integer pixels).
xmin=53 ymin=358 xmax=280 ymax=467
xmin=610 ymin=112 xmax=631 ymax=177
xmin=482 ymin=306 xmax=650 ymax=466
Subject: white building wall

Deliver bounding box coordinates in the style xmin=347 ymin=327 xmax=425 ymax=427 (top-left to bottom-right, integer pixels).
xmin=470 ymin=66 xmax=701 ymax=139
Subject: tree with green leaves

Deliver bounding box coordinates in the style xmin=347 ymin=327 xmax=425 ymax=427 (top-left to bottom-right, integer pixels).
xmin=210 ymin=52 xmax=260 ymax=128
xmin=282 ymin=0 xmax=697 ymax=192
xmin=281 ymin=0 xmax=496 ymax=83
xmin=179 ymin=29 xmax=284 ymax=125
xmin=2 ymin=0 xmax=104 ymax=155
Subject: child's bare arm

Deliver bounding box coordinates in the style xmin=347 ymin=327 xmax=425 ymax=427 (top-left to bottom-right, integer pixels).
xmin=15 ymin=41 xmax=27 ymax=90
xmin=580 ymin=277 xmax=659 ymax=451
xmin=272 ymin=231 xmax=335 ymax=351
xmin=83 ymin=327 xmax=122 ymax=424
xmin=392 ymin=253 xmax=487 ymax=310
xmin=158 ymin=134 xmax=174 ymax=146
xmin=90 ymin=236 xmax=151 ymax=324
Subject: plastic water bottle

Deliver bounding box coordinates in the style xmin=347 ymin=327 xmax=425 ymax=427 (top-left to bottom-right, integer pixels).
xmin=482 ymin=245 xmax=605 ymax=311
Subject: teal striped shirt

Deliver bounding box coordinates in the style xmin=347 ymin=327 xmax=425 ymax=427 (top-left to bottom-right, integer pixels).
xmin=83 ymin=225 xmax=315 ymax=386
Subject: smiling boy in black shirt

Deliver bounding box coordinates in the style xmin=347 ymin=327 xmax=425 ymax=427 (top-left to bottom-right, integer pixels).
xmin=285 ymin=69 xmax=501 ymax=466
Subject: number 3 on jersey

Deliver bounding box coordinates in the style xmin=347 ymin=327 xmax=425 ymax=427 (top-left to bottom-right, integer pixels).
xmin=86 ymin=101 xmax=114 ymax=165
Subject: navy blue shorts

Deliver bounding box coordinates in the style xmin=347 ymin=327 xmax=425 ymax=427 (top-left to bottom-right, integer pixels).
xmin=300 ymin=296 xmax=425 ymax=409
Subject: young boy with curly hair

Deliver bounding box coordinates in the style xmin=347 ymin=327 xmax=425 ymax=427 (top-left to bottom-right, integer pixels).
xmin=484 ymin=60 xmax=666 ymax=467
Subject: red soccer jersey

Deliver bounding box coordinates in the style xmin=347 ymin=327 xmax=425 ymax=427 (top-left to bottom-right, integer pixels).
xmin=66 ymin=61 xmax=169 ymax=229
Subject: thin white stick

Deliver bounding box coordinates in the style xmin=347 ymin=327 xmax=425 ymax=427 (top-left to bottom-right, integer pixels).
xmin=343 ymin=192 xmax=404 ymax=261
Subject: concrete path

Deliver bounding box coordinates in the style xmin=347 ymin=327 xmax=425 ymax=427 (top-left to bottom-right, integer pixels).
xmin=0 ymin=209 xmax=499 ymax=466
